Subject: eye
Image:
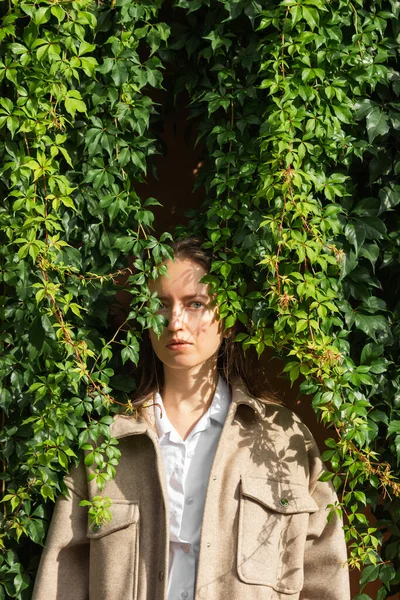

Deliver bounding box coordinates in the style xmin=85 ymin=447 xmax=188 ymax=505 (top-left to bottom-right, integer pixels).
xmin=158 ymin=301 xmax=168 ymax=311
xmin=188 ymin=301 xmax=205 ymax=309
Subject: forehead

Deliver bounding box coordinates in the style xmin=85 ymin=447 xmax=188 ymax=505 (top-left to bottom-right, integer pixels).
xmin=150 ymin=259 xmax=208 ymax=296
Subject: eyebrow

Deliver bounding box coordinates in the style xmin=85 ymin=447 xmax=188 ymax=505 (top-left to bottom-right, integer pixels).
xmin=158 ymin=294 xmax=209 ymax=302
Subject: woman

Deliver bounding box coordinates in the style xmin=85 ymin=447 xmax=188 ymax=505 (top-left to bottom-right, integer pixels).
xmin=32 ymin=238 xmax=351 ymax=600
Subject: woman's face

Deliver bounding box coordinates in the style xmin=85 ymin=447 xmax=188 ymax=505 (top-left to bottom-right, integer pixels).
xmin=149 ymin=258 xmax=224 ymax=374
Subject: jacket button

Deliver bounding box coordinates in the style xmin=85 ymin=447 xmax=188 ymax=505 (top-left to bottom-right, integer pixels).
xmin=158 ymin=570 xmax=165 ymax=581
xmin=92 ymin=523 xmax=102 ymax=533
xmin=280 ymin=498 xmax=289 ymax=507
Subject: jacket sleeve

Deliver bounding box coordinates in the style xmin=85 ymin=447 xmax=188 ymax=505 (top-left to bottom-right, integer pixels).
xmin=31 ymin=463 xmax=89 ymax=600
xmin=301 ymin=438 xmax=351 ymax=600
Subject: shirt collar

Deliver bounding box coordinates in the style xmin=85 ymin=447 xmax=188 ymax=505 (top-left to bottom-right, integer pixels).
xmin=154 ymin=392 xmax=172 ymax=439
xmin=209 ymin=376 xmax=231 ymax=425
xmin=154 ymin=376 xmax=231 ymax=441
xmin=110 ymin=382 xmax=271 ymax=441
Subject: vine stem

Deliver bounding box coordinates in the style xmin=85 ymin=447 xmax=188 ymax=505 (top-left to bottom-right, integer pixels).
xmin=88 ymin=316 xmax=130 ymax=376
xmin=1 ymin=253 xmax=5 ymax=518
xmin=227 ymin=98 xmax=234 ymax=200
xmin=2 ymin=411 xmax=5 ymax=518
xmin=44 ymin=287 xmax=115 ymax=405
xmin=38 ymin=256 xmax=134 ymax=283
xmin=275 ymin=184 xmax=288 ymax=296
xmin=349 ymin=2 xmax=363 ymax=57
xmin=43 ymin=175 xmax=49 ymax=247
xmin=341 ymin=467 xmax=349 ymax=505
xmin=41 ymin=274 xmax=141 ymax=411
xmin=138 ymin=224 xmax=151 ymax=259
xmin=23 ymin=134 xmax=30 ymax=156
xmin=307 ymin=300 xmax=315 ymax=345
xmin=333 ymin=425 xmax=400 ymax=498
xmin=281 ymin=8 xmax=290 ymax=79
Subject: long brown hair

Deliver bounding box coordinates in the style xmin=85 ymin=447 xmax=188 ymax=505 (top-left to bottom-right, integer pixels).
xmin=131 ymin=237 xmax=275 ymax=403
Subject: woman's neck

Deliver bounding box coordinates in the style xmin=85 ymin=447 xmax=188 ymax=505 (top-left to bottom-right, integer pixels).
xmin=160 ymin=360 xmax=219 ymax=441
xmin=161 ymin=360 xmax=219 ymax=415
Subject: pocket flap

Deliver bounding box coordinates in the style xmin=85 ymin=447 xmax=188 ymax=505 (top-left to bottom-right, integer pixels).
xmin=240 ymin=476 xmax=319 ymax=514
xmin=87 ymin=500 xmax=139 ymax=539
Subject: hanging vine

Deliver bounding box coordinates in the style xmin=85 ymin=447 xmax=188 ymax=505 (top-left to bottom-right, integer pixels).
xmin=0 ymin=0 xmax=399 ymax=598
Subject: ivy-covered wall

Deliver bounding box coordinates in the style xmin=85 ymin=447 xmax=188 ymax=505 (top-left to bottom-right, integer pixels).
xmin=0 ymin=0 xmax=399 ymax=598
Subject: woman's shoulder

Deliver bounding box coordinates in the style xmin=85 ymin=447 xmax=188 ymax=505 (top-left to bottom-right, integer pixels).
xmin=232 ymin=381 xmax=316 ymax=446
xmin=110 ymin=396 xmax=159 ymax=437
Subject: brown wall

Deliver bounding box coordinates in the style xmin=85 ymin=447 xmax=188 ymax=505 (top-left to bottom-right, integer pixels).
xmin=134 ymin=100 xmax=385 ymax=599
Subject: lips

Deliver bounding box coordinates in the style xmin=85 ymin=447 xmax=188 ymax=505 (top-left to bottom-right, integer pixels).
xmin=166 ymin=339 xmax=192 ymax=349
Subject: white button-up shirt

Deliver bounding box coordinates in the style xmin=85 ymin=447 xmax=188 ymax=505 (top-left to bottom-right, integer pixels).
xmin=154 ymin=377 xmax=231 ymax=600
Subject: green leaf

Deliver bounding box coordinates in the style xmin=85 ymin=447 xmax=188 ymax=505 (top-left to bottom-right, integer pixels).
xmin=57 ymin=450 xmax=68 ymax=469
xmin=40 ymin=484 xmax=55 ymax=501
xmin=345 ymin=222 xmax=365 ymax=254
xmin=354 ymin=216 xmax=387 ymax=240
xmin=354 ymin=99 xmax=377 ymax=121
xmin=224 ymin=314 xmax=237 ymax=329
xmin=379 ymin=565 xmax=396 ymax=587
xmin=79 ymin=40 xmax=95 ymax=56
xmin=121 ymin=345 xmax=139 ymax=366
xmin=318 ymin=471 xmax=335 ymax=481
xmin=64 ymin=91 xmax=87 ymax=118
xmin=51 ymin=5 xmax=66 ymax=21
xmin=353 ymin=314 xmax=389 ymax=341
xmin=14 ymin=571 xmax=30 ymax=594
xmin=33 ymin=7 xmax=50 ymax=25
xmin=360 ymin=564 xmax=380 ymax=588
xmin=10 ymin=43 xmax=27 ymax=55
xmin=387 ymin=420 xmax=400 ymax=436
xmin=379 ymin=184 xmax=400 ymax=214
xmin=353 ymin=491 xmax=367 ymax=505
xmin=100 ymin=415 xmax=113 ymax=425
xmin=84 ymin=452 xmax=95 ymax=467
xmin=302 ymin=6 xmax=319 ymax=29
xmin=366 ymin=108 xmax=390 ymax=143
xmin=332 ymin=104 xmax=352 ymax=124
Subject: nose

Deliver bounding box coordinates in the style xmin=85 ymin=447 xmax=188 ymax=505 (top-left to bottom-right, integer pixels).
xmin=168 ymin=305 xmax=185 ymax=331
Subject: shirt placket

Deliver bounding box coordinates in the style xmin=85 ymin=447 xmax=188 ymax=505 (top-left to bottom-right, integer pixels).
xmin=168 ymin=434 xmax=185 ymax=541
xmin=155 ymin=379 xmax=231 ymax=600
xmin=169 ymin=433 xmax=198 ymax=600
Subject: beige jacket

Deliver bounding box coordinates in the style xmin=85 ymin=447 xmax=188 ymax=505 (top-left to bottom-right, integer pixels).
xmin=32 ymin=384 xmax=351 ymax=600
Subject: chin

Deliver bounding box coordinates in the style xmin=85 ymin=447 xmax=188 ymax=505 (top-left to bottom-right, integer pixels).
xmin=161 ymin=353 xmax=205 ymax=368
xmin=164 ymin=359 xmax=199 ymax=370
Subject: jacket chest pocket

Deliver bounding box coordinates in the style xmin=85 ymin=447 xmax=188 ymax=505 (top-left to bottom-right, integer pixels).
xmin=237 ymin=477 xmax=318 ymax=595
xmin=87 ymin=500 xmax=140 ymax=599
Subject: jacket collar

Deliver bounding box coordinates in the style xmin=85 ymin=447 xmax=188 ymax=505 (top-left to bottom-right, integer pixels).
xmin=154 ymin=376 xmax=231 ymax=442
xmin=110 ymin=380 xmax=267 ymax=440
xmin=230 ymin=382 xmax=268 ymax=419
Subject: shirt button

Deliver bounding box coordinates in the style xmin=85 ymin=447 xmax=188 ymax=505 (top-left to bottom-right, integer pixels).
xmin=181 ymin=592 xmax=189 ymax=599
xmin=182 ymin=543 xmax=191 ymax=553
xmin=185 ymin=496 xmax=194 ymax=505
xmin=158 ymin=570 xmax=165 ymax=581
xmin=187 ymin=451 xmax=194 ymax=458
